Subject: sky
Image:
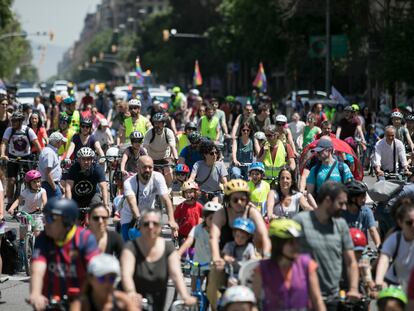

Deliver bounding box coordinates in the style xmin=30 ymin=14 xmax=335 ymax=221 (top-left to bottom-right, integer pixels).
xmin=13 ymin=0 xmax=101 ymax=81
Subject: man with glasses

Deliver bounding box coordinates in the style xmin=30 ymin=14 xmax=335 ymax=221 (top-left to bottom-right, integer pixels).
xmin=119 ymin=99 xmax=151 ymax=144
xmin=29 ymin=199 xmax=99 ymax=311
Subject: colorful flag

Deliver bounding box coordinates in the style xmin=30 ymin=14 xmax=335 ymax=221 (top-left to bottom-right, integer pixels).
xmin=135 ymin=56 xmax=144 ymax=87
xmin=252 ymin=62 xmax=267 ymax=92
xmin=331 ymin=85 xmax=347 ymax=104
xmin=193 ymin=60 xmax=203 ymax=87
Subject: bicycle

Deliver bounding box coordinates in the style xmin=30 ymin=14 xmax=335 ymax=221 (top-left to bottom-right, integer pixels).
xmin=5 ymin=157 xmax=38 ymax=203
xmin=198 ymin=190 xmax=223 ymax=205
xmin=77 ymin=207 xmax=90 ymax=227
xmin=182 ymin=259 xmax=209 ymax=311
xmin=171 ymin=300 xmax=198 ymax=311
xmin=101 ymin=153 xmax=122 ymax=201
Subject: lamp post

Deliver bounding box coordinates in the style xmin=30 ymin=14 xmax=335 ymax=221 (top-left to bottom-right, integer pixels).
xmin=325 ymin=0 xmax=331 ymax=96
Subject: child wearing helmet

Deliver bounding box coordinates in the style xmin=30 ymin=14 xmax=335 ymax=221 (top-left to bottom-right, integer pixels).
xmin=252 ymin=219 xmax=325 ymax=311
xmin=223 ymin=217 xmax=257 ymax=282
xmin=171 ymin=163 xmax=191 ymax=192
xmin=220 ymin=285 xmax=258 ymax=311
xmin=391 ymin=110 xmax=414 ymax=152
xmin=120 ymin=131 xmax=147 ymax=177
xmin=178 ymin=201 xmax=222 ymax=291
xmin=247 ymin=162 xmax=270 ymax=216
xmin=174 ymin=181 xmax=203 ymax=244
xmin=377 ymin=286 xmax=407 ymax=311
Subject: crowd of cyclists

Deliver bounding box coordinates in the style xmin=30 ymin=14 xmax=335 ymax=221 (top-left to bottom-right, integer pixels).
xmin=0 ymin=85 xmax=414 ymax=311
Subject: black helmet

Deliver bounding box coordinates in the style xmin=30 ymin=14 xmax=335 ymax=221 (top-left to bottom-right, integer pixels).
xmin=59 ymin=113 xmax=70 ymax=122
xmin=130 ymin=131 xmax=143 ymax=141
xmin=152 ymin=112 xmax=167 ymax=123
xmin=188 ymin=131 xmax=202 ymax=144
xmin=11 ymin=111 xmax=24 ymax=121
xmin=185 ymin=122 xmax=197 ymax=131
xmin=346 ymin=180 xmax=368 ymax=196
xmin=44 ymin=198 xmax=79 ymax=228
xmin=80 ymin=118 xmax=92 ymax=126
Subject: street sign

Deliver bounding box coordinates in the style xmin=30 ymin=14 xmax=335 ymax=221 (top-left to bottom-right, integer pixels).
xmin=309 ymin=35 xmax=348 ymax=59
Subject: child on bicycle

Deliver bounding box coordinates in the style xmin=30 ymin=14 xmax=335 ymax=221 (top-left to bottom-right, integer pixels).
xmin=247 ymin=162 xmax=270 ymax=216
xmin=174 ymin=181 xmax=203 ymax=244
xmin=171 ymin=163 xmax=191 ymax=192
xmin=177 ymin=201 xmax=222 ymax=291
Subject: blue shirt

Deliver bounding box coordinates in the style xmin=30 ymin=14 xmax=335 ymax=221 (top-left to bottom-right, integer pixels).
xmin=341 ymin=206 xmax=377 ymax=237
xmin=307 ymin=161 xmax=353 ymax=191
xmin=179 ymin=146 xmax=202 ymax=170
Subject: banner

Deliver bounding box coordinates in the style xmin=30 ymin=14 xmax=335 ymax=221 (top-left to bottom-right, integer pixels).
xmin=193 ymin=60 xmax=203 ymax=86
xmin=252 ymin=62 xmax=267 ymax=92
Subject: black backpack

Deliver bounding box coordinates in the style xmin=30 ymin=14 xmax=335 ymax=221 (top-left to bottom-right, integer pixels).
xmin=1 ymin=230 xmax=19 ymax=275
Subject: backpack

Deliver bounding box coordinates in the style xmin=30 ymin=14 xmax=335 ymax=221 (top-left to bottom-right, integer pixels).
xmin=314 ymin=160 xmax=346 ymax=191
xmin=149 ymin=128 xmax=169 ymax=144
xmin=1 ymin=230 xmax=19 ymax=275
xmin=9 ymin=126 xmax=31 ymax=154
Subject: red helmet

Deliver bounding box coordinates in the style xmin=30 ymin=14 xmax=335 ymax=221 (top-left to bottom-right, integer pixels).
xmin=349 ymin=228 xmax=367 ymax=251
xmin=25 ymin=170 xmax=41 ymax=183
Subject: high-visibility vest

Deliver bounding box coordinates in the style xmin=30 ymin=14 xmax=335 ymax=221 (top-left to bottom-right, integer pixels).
xmin=248 ymin=180 xmax=270 ymax=214
xmin=263 ymin=140 xmax=287 ymax=179
xmin=177 ymin=133 xmax=190 ymax=154
xmin=200 ymin=116 xmax=219 ymax=141
xmin=124 ymin=115 xmax=149 ymax=140
xmin=68 ymin=110 xmax=80 ymax=134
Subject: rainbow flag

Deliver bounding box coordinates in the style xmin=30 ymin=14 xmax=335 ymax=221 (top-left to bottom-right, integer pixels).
xmin=252 ymin=62 xmax=267 ymax=92
xmin=193 ymin=60 xmax=203 ymax=86
xmin=135 ymin=56 xmax=144 ymax=86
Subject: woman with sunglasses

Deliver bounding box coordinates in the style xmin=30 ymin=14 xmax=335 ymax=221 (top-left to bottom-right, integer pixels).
xmin=120 ymin=131 xmax=147 ymax=177
xmin=121 ymin=209 xmax=197 ymax=310
xmin=230 ymin=122 xmax=259 ymax=180
xmin=88 ymin=203 xmax=123 ymax=258
xmin=207 ymin=179 xmax=271 ymax=309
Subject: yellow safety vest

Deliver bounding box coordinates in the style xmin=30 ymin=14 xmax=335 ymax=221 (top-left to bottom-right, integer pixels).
xmin=177 ymin=133 xmax=190 ymax=154
xmin=200 ymin=116 xmax=219 ymax=140
xmin=248 ymin=180 xmax=270 ymax=213
xmin=263 ymin=140 xmax=287 ymax=179
xmin=124 ymin=115 xmax=149 ymax=140
xmin=68 ymin=110 xmax=80 ymax=134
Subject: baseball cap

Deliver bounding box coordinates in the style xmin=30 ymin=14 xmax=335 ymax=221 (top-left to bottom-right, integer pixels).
xmin=87 ymin=253 xmax=120 ymax=278
xmin=49 ymin=132 xmax=68 ymax=144
xmin=100 ymin=119 xmax=109 ymax=127
xmin=312 ymin=139 xmax=333 ymax=152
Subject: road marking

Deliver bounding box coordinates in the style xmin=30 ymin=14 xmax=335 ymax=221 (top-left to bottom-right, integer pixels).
xmin=4 ymin=276 xmax=30 ymax=281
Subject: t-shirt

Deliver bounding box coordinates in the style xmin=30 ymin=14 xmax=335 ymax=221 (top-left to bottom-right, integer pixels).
xmin=222 ymin=241 xmax=255 ymax=274
xmin=174 ymin=201 xmax=203 ymax=237
xmin=307 ymin=161 xmax=353 ymax=191
xmin=338 ymin=117 xmax=360 ymax=140
xmin=92 ymin=128 xmax=112 ymax=147
xmin=188 ymin=224 xmax=211 ymax=274
xmin=105 ymin=230 xmax=124 ymax=258
xmin=20 ymin=188 xmax=46 ymax=213
xmin=71 ymin=134 xmax=97 ymax=160
xmin=3 ymin=125 xmax=37 ymax=157
xmin=32 ymin=127 xmax=48 ymax=152
xmin=32 ymin=226 xmax=99 ymax=299
xmin=179 ymin=146 xmax=202 ymax=170
xmin=123 ymin=172 xmax=168 ymax=211
xmin=381 ymin=231 xmax=414 ymax=290
xmin=272 ymin=192 xmax=303 ymax=219
xmin=303 ymin=126 xmax=320 ymax=148
xmin=294 ymin=211 xmax=354 ymax=296
xmin=191 ymin=160 xmax=228 ymax=192
xmin=341 ymin=206 xmax=377 ymax=237
xmin=143 ymin=128 xmax=176 ymax=160
xmin=66 ymin=162 xmax=106 ymax=203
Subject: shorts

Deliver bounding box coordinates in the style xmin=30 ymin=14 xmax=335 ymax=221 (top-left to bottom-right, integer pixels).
xmin=7 ymin=155 xmax=32 ymax=178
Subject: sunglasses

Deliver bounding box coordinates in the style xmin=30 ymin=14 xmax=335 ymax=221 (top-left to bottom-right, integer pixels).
xmin=0 ymin=103 xmax=7 ymax=107
xmin=265 ymin=133 xmax=275 ymax=138
xmin=231 ymin=196 xmax=248 ymax=204
xmin=405 ymin=220 xmax=414 ymax=226
xmin=91 ymin=215 xmax=109 ymax=222
xmin=81 ymin=125 xmax=91 ymax=129
xmin=208 ymin=151 xmax=217 ymax=156
xmin=129 ymin=107 xmax=140 ymax=110
xmin=131 ymin=139 xmax=143 ymax=144
xmin=276 ymin=122 xmax=286 ymax=126
xmin=142 ymin=221 xmax=160 ymax=228
xmin=241 ymin=129 xmax=250 ymax=133
xmin=96 ymin=274 xmax=117 ymax=284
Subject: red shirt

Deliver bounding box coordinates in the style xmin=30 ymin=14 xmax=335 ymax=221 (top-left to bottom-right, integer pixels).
xmin=174 ymin=201 xmax=203 ymax=237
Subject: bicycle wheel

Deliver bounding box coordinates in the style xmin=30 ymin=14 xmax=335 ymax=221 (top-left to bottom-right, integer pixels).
xmin=24 ymin=233 xmax=35 ymax=276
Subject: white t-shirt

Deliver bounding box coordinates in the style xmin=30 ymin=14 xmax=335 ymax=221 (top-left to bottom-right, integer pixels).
xmin=188 ymin=224 xmax=211 ymax=274
xmin=143 ymin=128 xmax=176 ymax=160
xmin=3 ymin=125 xmax=38 ymax=157
xmin=272 ymin=192 xmax=303 ymax=219
xmin=20 ymin=188 xmax=46 ymax=213
xmin=123 ymin=171 xmax=168 ymax=213
xmin=92 ymin=128 xmax=112 ymax=146
xmin=382 ymin=231 xmax=414 ymax=290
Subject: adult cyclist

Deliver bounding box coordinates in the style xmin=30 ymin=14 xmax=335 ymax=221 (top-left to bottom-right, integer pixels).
xmin=178 ymin=131 xmax=203 ymax=170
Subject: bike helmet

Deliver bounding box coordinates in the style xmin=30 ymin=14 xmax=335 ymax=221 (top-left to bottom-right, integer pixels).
xmin=220 ymin=286 xmax=256 ymax=308
xmin=44 ymin=198 xmax=79 ymax=227
xmin=254 ymin=131 xmax=266 ymax=141
xmin=275 ymin=114 xmax=288 ymax=123
xmin=188 ymin=131 xmax=202 ymax=144
xmin=248 ymin=162 xmax=265 ymax=174
xmin=345 ymin=180 xmax=368 ymax=196
xmin=172 ymin=86 xmax=181 ymax=94
xmin=59 ymin=113 xmax=70 ymax=122
xmin=175 ymin=164 xmax=190 ymax=174
xmin=152 ymin=112 xmax=167 ymax=123
xmin=223 ymin=179 xmax=249 ymax=196
xmin=349 ymin=228 xmax=367 ymax=251
xmin=268 ymin=219 xmax=302 ymax=239
xmin=203 ymin=201 xmax=222 ymax=213
xmin=407 ymin=114 xmax=414 ymax=121
xmin=11 ymin=111 xmax=24 ymax=121
xmin=181 ymin=181 xmax=199 ymax=192
xmin=391 ymin=111 xmax=404 ymax=119
xmin=351 ymin=103 xmax=360 ymax=112
xmin=80 ymin=118 xmax=92 ymax=127
xmin=25 ymin=170 xmax=41 ymax=183
xmin=344 ymin=105 xmax=354 ymax=112
xmin=129 ymin=131 xmax=143 ymax=141
xmin=185 ymin=122 xmax=197 ymax=131
xmin=225 ymin=95 xmax=235 ymax=103
xmin=232 ymin=217 xmax=256 ymax=235
xmin=77 ymin=147 xmax=95 ymax=158
xmin=377 ymin=286 xmax=407 ymax=305
xmin=128 ymin=99 xmax=141 ymax=107
xmin=63 ymin=96 xmax=76 ymax=105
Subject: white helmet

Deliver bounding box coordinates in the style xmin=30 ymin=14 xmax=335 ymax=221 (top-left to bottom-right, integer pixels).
xmin=128 ymin=99 xmax=141 ymax=107
xmin=203 ymin=201 xmax=222 ymax=213
xmin=254 ymin=131 xmax=266 ymax=140
xmin=275 ymin=114 xmax=288 ymax=123
xmin=221 ymin=286 xmax=256 ymax=307
xmin=391 ymin=111 xmax=403 ymax=119
xmin=77 ymin=147 xmax=95 ymax=158
xmin=106 ymin=146 xmax=119 ymax=158
xmin=189 ymin=89 xmax=200 ymax=96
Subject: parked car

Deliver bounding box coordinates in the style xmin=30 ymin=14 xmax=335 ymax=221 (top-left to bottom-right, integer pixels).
xmin=16 ymin=88 xmax=41 ymax=106
xmin=283 ymin=90 xmax=340 ymax=108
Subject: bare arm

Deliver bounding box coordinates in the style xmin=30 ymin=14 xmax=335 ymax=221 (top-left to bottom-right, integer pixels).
xmin=210 ymin=209 xmax=225 ymax=268
xmin=41 ymin=190 xmax=47 ymax=210
xmin=32 ymin=139 xmax=43 ymax=152
xmin=374 ymin=253 xmax=390 ymax=287
xmin=66 ymin=142 xmax=75 ymax=160
xmin=94 ymin=141 xmax=105 ymax=158
xmin=286 ymin=128 xmax=297 ymax=154
xmin=120 ymin=152 xmax=129 ymax=173
xmin=125 ymin=195 xmax=140 ymax=219
xmin=369 ymin=226 xmax=381 ymax=248
xmin=309 ymin=265 xmax=327 ymax=311
xmin=168 ymin=251 xmax=194 ymax=301
xmin=299 ymin=194 xmax=314 ymax=211
xmin=344 ymin=249 xmax=360 ymax=296
xmin=231 ymin=115 xmax=241 ymax=139
xmin=161 ymin=193 xmax=178 ymax=231
xmin=99 ymin=181 xmax=109 ymax=210
xmin=266 ymin=190 xmax=275 ymax=219
xmin=288 ymin=157 xmax=296 ymax=171
xmin=0 ymin=140 xmax=7 ymax=158
xmin=177 ymin=235 xmax=195 ymax=257
xmin=65 ymin=180 xmax=74 ymax=199
xmin=120 ymin=248 xmax=137 ymax=293
xmin=28 ymin=261 xmax=48 ymax=310
xmin=249 ymin=206 xmax=271 ymax=256
xmin=231 ymin=139 xmax=239 ymax=164
xmin=336 ymin=126 xmax=342 ymax=138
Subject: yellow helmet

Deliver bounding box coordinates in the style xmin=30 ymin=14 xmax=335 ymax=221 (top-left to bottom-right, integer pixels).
xmin=223 ymin=179 xmax=249 ymax=196
xmin=268 ymin=219 xmax=302 ymax=239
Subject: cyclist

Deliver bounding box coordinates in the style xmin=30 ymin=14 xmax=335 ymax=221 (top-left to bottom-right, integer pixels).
xmin=63 ymin=96 xmax=81 ymax=134
xmin=220 ymin=285 xmax=258 ymax=311
xmin=92 ymin=118 xmax=113 ymax=152
xmin=302 ymin=114 xmax=321 ymax=148
xmin=29 ymin=199 xmax=99 ymax=311
xmin=65 ymin=147 xmax=109 ymax=213
xmin=288 ymin=112 xmax=306 ymax=151
xmin=336 ymin=105 xmax=366 ymax=147
xmin=247 ymin=162 xmax=270 ymax=216
xmin=178 ymin=131 xmax=203 ymax=170
xmin=274 ymin=114 xmax=298 ymax=155
xmin=0 ymin=111 xmax=42 ymax=205
xmin=143 ymin=112 xmax=177 ymax=187
xmin=315 ymin=120 xmax=336 ymax=140
xmin=250 ymin=103 xmax=271 ymax=133
xmin=377 ymin=286 xmax=407 ymax=311
xmin=57 ymin=113 xmax=74 ymax=158
xmin=119 ymin=99 xmax=151 ymax=144
xmin=171 ymin=163 xmax=190 ymax=191
xmin=230 ymin=122 xmax=257 ymax=180
xmin=390 ymin=110 xmax=414 ymax=152
xmin=231 ymin=103 xmax=254 ymax=139
xmin=0 ymin=169 xmax=5 ymax=293
xmin=120 ymin=131 xmax=147 ymax=177
xmin=342 ymin=180 xmax=381 ymax=248
xmin=177 ymin=122 xmax=197 ymax=154
xmin=199 ymin=103 xmax=221 ymax=143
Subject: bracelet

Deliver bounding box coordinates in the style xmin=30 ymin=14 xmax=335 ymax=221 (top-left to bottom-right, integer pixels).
xmin=263 ymin=252 xmax=271 ymax=258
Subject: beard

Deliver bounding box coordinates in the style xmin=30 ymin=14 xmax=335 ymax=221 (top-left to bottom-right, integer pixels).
xmin=331 ymin=209 xmax=342 ymax=218
xmin=141 ymin=171 xmax=151 ymax=181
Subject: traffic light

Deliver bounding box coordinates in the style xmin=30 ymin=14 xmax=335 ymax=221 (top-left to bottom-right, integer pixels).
xmin=162 ymin=29 xmax=169 ymax=42
xmin=49 ymin=31 xmax=54 ymax=41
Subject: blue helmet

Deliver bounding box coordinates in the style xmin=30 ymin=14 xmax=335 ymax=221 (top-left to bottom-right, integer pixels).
xmin=175 ymin=164 xmax=190 ymax=174
xmin=248 ymin=162 xmax=265 ymax=173
xmin=63 ymin=96 xmax=76 ymax=105
xmin=232 ymin=217 xmax=256 ymax=235
xmin=44 ymin=198 xmax=79 ymax=227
